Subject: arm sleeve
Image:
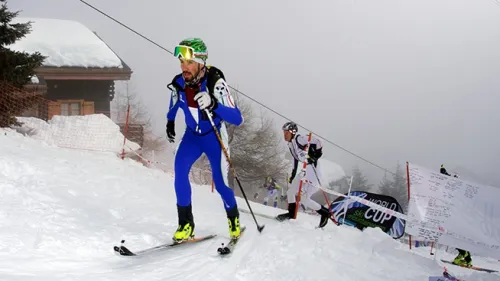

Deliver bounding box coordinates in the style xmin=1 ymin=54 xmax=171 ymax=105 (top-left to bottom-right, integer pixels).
xmin=296 ymin=134 xmax=322 ymax=149
xmin=296 ymin=134 xmax=323 ymax=160
xmin=166 ymin=88 xmax=180 ymax=121
xmin=309 ymin=136 xmax=323 ymax=150
xmin=212 ymin=78 xmax=243 ymax=126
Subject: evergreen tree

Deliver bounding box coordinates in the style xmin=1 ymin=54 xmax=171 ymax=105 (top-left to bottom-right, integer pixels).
xmin=0 ymin=0 xmax=45 ymax=127
xmin=328 ymin=176 xmax=351 ymax=194
xmin=350 ymin=165 xmax=373 ymax=191
xmin=378 ymin=162 xmax=409 ymax=211
xmin=392 ymin=161 xmax=408 ymax=210
xmin=378 ymin=172 xmax=393 ymax=195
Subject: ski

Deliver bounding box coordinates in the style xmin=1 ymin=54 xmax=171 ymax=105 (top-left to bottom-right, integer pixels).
xmin=441 ymin=259 xmax=498 ymax=273
xmin=239 ymin=208 xmax=290 ymax=222
xmin=114 ymin=234 xmax=217 ymax=257
xmin=217 ymin=226 xmax=246 ymax=256
xmin=238 ymin=208 xmax=278 ymax=220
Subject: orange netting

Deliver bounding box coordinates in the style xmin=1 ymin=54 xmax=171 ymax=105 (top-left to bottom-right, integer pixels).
xmin=0 ymin=81 xmax=144 ymax=155
xmin=0 ymin=81 xmax=51 ymax=127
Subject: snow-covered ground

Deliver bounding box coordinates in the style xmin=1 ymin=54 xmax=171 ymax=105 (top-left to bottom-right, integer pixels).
xmin=1 ymin=126 xmax=499 ymax=280
xmin=13 ymin=114 xmax=140 ymax=153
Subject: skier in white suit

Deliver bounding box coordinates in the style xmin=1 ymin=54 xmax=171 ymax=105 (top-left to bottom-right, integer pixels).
xmin=276 ymin=121 xmax=331 ymax=228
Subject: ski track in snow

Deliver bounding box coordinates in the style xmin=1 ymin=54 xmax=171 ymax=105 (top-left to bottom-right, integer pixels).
xmin=1 ymin=128 xmax=499 ymax=281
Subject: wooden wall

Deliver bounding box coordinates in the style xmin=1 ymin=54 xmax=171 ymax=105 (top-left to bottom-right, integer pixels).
xmin=45 ymin=80 xmax=113 ymax=114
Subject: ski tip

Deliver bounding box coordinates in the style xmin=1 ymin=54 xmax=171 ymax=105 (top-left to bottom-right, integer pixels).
xmin=114 ymin=245 xmax=136 ymax=256
xmin=217 ymin=247 xmax=231 ymax=255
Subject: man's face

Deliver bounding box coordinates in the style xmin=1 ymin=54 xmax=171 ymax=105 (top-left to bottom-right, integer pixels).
xmin=283 ymin=130 xmax=293 ymax=142
xmin=180 ymin=59 xmax=201 ymax=82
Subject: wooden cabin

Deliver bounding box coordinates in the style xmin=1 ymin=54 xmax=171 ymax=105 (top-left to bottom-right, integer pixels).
xmin=11 ymin=17 xmax=133 ymax=119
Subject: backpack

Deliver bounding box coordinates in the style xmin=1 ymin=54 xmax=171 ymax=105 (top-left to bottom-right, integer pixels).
xmin=167 ymin=65 xmax=225 ymax=99
xmin=166 ymin=65 xmax=226 ymax=123
xmin=205 ymin=65 xmax=225 ymax=97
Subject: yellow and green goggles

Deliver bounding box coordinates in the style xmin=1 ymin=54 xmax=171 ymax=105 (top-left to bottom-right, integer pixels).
xmin=174 ymin=45 xmax=207 ymax=63
xmin=174 ymin=45 xmax=195 ymax=60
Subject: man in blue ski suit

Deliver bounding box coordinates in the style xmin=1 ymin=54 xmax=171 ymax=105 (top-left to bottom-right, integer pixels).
xmin=166 ymin=38 xmax=243 ymax=242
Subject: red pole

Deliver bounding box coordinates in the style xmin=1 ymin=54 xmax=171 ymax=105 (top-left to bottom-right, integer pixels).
xmin=321 ymin=190 xmax=338 ymax=224
xmin=294 ymin=132 xmax=313 ymax=219
xmin=406 ymin=161 xmax=412 ymax=250
xmin=121 ymin=104 xmax=131 ymax=160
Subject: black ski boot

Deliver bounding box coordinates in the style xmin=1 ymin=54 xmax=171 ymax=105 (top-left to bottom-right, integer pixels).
xmin=276 ymin=202 xmax=297 ymax=221
xmin=173 ymin=204 xmax=195 ymax=242
xmin=317 ymin=205 xmax=331 ymax=228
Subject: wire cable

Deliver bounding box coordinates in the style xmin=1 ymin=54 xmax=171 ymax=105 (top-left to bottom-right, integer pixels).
xmin=79 ymin=0 xmax=396 ymax=176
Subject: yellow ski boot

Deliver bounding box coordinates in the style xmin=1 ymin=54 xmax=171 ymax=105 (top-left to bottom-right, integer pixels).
xmin=173 ymin=204 xmax=195 ymax=243
xmin=228 ymin=216 xmax=241 ymax=239
xmin=173 ymin=222 xmax=194 ymax=243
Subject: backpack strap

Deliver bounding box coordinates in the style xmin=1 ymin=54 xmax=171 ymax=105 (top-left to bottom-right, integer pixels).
xmin=205 ymin=65 xmax=225 ymax=97
xmin=294 ymin=134 xmax=307 ymax=151
xmin=167 ymin=74 xmax=184 ymax=92
xmin=167 ymin=66 xmax=225 ymax=94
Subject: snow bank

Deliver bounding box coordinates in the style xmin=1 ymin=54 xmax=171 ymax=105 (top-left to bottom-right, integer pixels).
xmin=9 ymin=18 xmax=123 ymax=68
xmin=320 ymin=158 xmax=346 ymax=184
xmin=14 ymin=114 xmax=140 ymax=153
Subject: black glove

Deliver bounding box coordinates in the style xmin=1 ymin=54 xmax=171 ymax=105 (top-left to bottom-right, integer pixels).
xmin=307 ymin=144 xmax=322 ymax=164
xmin=306 ymin=158 xmax=315 ymax=165
xmin=166 ymin=120 xmax=175 ymax=143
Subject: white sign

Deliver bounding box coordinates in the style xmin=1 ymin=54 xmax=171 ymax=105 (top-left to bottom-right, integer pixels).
xmin=406 ymin=163 xmax=500 ymax=259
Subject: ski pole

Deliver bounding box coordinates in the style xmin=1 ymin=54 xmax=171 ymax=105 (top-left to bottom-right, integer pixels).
xmin=204 ymin=109 xmax=265 ymax=233
xmin=310 ymin=164 xmax=339 ymax=225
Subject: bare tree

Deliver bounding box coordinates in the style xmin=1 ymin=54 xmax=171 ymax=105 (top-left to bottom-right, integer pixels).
xmin=228 ymin=93 xmax=289 ymax=185
xmin=111 ymin=81 xmax=166 ymax=158
xmin=194 ymin=92 xmax=289 ymax=195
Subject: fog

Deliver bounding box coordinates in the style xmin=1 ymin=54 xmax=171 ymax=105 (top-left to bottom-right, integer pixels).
xmin=11 ymin=0 xmax=500 ymax=186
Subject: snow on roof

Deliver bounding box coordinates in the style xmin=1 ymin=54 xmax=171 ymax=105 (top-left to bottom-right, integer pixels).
xmin=9 ymin=17 xmax=123 ymax=68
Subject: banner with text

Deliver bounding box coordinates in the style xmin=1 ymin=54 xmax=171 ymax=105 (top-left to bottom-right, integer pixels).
xmin=330 ymin=191 xmax=406 ymax=239
xmin=406 ymin=163 xmax=500 ymax=259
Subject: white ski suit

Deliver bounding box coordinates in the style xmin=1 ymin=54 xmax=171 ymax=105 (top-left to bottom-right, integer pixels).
xmin=286 ymin=134 xmax=323 ymax=211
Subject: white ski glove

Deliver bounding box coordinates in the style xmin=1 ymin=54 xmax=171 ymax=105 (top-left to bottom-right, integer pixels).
xmin=194 ymin=91 xmax=217 ymax=110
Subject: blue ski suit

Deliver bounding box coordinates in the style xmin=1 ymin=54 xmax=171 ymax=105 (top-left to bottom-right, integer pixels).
xmin=166 ymin=69 xmax=243 ymax=211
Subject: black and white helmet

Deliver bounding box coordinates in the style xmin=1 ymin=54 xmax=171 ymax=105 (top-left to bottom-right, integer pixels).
xmin=282 ymin=121 xmax=298 ymax=133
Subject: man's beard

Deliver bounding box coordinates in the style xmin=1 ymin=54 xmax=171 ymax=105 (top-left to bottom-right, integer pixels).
xmin=183 ymin=66 xmax=205 ymax=85
xmin=183 ymin=71 xmax=194 ymax=82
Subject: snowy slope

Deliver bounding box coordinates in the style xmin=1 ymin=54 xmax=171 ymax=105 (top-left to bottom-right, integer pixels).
xmin=1 ymin=129 xmax=499 ymax=281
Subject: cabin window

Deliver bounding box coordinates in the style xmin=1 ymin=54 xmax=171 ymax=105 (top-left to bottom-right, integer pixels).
xmin=60 ymin=102 xmax=81 ymax=116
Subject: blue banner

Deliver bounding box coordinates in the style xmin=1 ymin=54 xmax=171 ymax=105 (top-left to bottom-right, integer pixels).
xmin=329 ymin=191 xmax=406 ymax=239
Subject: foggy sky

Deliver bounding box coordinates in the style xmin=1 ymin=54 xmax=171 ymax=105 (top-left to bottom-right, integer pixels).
xmin=10 ymin=0 xmax=500 ymax=185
